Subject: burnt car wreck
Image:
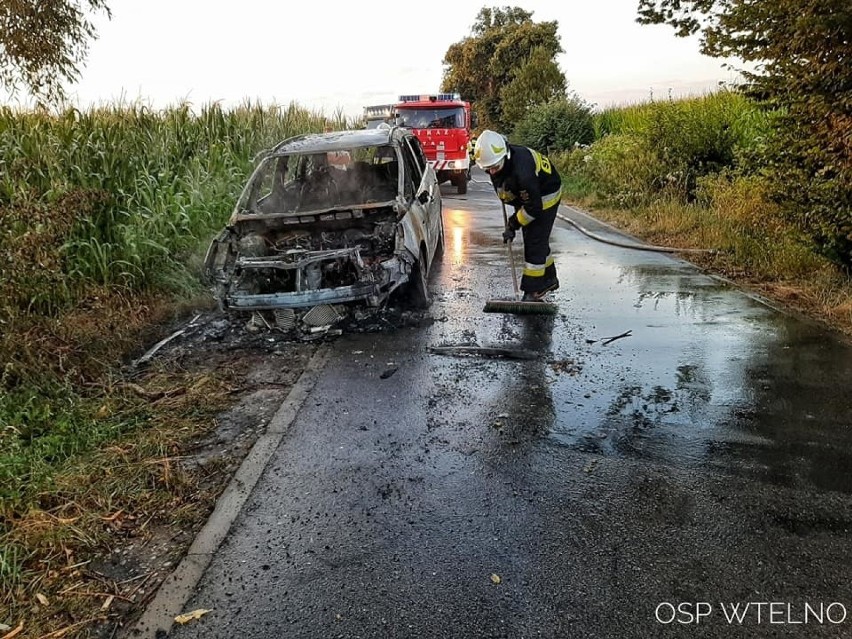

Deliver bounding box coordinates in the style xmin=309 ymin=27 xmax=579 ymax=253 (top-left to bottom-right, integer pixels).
xmin=204 ymin=128 xmax=444 ymax=330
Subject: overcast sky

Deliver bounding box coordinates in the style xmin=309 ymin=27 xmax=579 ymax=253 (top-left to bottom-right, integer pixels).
xmin=8 ymin=0 xmax=744 ymax=116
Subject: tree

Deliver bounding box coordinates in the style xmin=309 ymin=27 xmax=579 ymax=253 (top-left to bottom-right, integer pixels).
xmin=0 ymin=0 xmax=111 ymax=105
xmin=441 ymin=6 xmax=566 ymax=131
xmin=499 ymin=46 xmax=566 ymax=125
xmin=636 ymin=0 xmax=852 ymax=269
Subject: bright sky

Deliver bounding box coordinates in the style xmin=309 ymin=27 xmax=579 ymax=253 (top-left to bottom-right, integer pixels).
xmin=8 ymin=0 xmax=745 ymax=116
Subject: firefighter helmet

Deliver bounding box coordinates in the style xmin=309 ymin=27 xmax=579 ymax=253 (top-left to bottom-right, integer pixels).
xmin=473 ymin=130 xmax=509 ymax=170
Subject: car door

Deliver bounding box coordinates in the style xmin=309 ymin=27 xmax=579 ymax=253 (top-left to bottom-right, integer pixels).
xmin=398 ymin=141 xmax=432 ymax=260
xmin=404 ymin=136 xmax=442 ymax=259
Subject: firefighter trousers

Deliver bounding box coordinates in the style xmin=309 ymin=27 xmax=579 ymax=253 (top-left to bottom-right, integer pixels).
xmin=520 ymin=203 xmax=559 ymax=293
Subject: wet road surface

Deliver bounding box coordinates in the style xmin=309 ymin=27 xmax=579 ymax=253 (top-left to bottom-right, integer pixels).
xmin=162 ymin=172 xmax=852 ymax=638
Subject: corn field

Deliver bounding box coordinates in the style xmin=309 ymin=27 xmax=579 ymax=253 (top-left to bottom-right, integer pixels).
xmin=0 ymin=98 xmax=352 ymax=391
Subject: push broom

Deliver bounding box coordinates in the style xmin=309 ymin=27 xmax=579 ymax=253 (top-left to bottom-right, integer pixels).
xmin=483 ymin=201 xmax=557 ymax=315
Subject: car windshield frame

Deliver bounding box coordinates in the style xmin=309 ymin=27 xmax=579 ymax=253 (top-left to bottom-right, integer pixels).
xmin=239 ymin=143 xmax=402 ymax=215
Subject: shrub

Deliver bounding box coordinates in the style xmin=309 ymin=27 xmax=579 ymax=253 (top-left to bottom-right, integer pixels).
xmin=511 ymin=96 xmax=595 ymax=153
xmin=593 ymin=103 xmax=652 ymax=138
xmin=769 ymin=106 xmax=852 ymax=270
xmin=636 ymin=0 xmax=852 ymax=271
xmin=550 ymin=149 xmax=595 ymax=200
xmin=582 ymin=91 xmax=768 ymax=203
xmin=643 ymin=91 xmax=760 ymax=200
xmin=576 ymin=134 xmax=662 ymax=207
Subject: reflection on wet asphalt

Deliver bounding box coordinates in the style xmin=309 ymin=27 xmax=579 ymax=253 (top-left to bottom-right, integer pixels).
xmin=166 ymin=171 xmax=852 ymax=639
xmin=436 ymin=182 xmax=852 ymax=493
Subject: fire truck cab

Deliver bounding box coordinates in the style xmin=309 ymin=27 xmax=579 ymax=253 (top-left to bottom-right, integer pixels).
xmin=394 ymin=93 xmax=473 ymax=194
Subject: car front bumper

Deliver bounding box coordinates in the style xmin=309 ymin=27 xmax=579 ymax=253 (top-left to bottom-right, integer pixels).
xmin=220 ymin=253 xmax=410 ymax=311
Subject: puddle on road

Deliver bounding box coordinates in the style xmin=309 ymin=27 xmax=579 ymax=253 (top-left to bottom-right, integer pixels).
xmin=427 ymin=205 xmax=852 ymax=494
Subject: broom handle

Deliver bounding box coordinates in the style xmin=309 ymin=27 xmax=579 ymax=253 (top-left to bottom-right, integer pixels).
xmin=501 ymin=201 xmax=521 ymax=300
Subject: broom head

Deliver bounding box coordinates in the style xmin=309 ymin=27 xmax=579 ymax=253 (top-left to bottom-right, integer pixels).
xmin=483 ymin=298 xmax=557 ymax=315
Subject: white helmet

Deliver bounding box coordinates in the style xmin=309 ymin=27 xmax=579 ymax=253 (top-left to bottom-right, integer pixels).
xmin=473 ymin=130 xmax=509 ymax=170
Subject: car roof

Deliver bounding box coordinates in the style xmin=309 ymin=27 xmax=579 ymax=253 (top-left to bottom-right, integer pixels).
xmin=269 ymin=128 xmax=411 ymax=156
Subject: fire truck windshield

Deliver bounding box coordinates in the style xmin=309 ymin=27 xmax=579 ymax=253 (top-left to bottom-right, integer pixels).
xmin=396 ymin=107 xmax=465 ymax=129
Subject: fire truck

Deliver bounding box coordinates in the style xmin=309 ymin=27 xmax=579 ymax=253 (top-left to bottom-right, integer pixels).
xmin=394 ymin=93 xmax=473 ymax=194
xmin=363 ymin=104 xmax=395 ymax=129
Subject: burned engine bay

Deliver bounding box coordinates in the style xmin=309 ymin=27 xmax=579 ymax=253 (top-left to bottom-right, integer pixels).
xmin=204 ymin=204 xmax=415 ymax=334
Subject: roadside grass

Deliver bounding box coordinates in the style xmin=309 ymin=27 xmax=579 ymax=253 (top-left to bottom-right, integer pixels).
xmin=0 ymin=286 xmax=220 ymax=631
xmin=0 ymin=100 xmax=353 ymax=635
xmin=0 ymin=364 xmax=237 ymax=636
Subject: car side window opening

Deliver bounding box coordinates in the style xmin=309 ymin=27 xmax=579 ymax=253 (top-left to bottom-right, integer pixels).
xmin=406 ymin=138 xmax=428 ymax=176
xmin=400 ymin=144 xmax=422 ymax=201
xmin=362 ymin=145 xmax=399 ymax=198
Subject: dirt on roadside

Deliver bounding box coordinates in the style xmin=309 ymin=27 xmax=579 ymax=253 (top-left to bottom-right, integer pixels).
xmin=36 ymin=304 xmax=431 ymax=639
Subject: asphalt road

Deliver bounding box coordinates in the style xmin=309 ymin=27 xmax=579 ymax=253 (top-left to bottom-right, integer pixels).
xmin=144 ymin=171 xmax=852 ymax=638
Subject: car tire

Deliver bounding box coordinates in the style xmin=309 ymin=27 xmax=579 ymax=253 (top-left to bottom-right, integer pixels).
xmin=457 ymin=179 xmax=467 ymax=195
xmin=408 ymin=247 xmax=431 ymax=309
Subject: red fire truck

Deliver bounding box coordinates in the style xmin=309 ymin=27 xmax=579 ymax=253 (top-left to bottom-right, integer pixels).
xmin=394 ymin=93 xmax=473 ymax=194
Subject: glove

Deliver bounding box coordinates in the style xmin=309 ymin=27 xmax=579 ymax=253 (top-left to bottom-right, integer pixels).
xmin=502 ymin=213 xmax=521 ymax=243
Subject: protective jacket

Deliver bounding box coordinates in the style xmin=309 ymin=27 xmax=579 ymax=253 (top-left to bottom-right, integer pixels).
xmin=489 ymin=144 xmax=562 ymax=229
xmin=488 ymin=144 xmax=562 ymax=294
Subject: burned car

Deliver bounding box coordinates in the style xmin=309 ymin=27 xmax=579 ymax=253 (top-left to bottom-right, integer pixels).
xmin=204 ymin=127 xmax=444 ymax=327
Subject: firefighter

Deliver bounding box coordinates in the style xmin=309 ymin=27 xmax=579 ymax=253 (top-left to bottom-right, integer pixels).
xmin=473 ymin=129 xmax=562 ymax=301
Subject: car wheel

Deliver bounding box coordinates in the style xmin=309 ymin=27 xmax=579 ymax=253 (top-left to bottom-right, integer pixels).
xmin=457 ymin=179 xmax=467 ymax=195
xmin=408 ymin=247 xmax=431 ymax=309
